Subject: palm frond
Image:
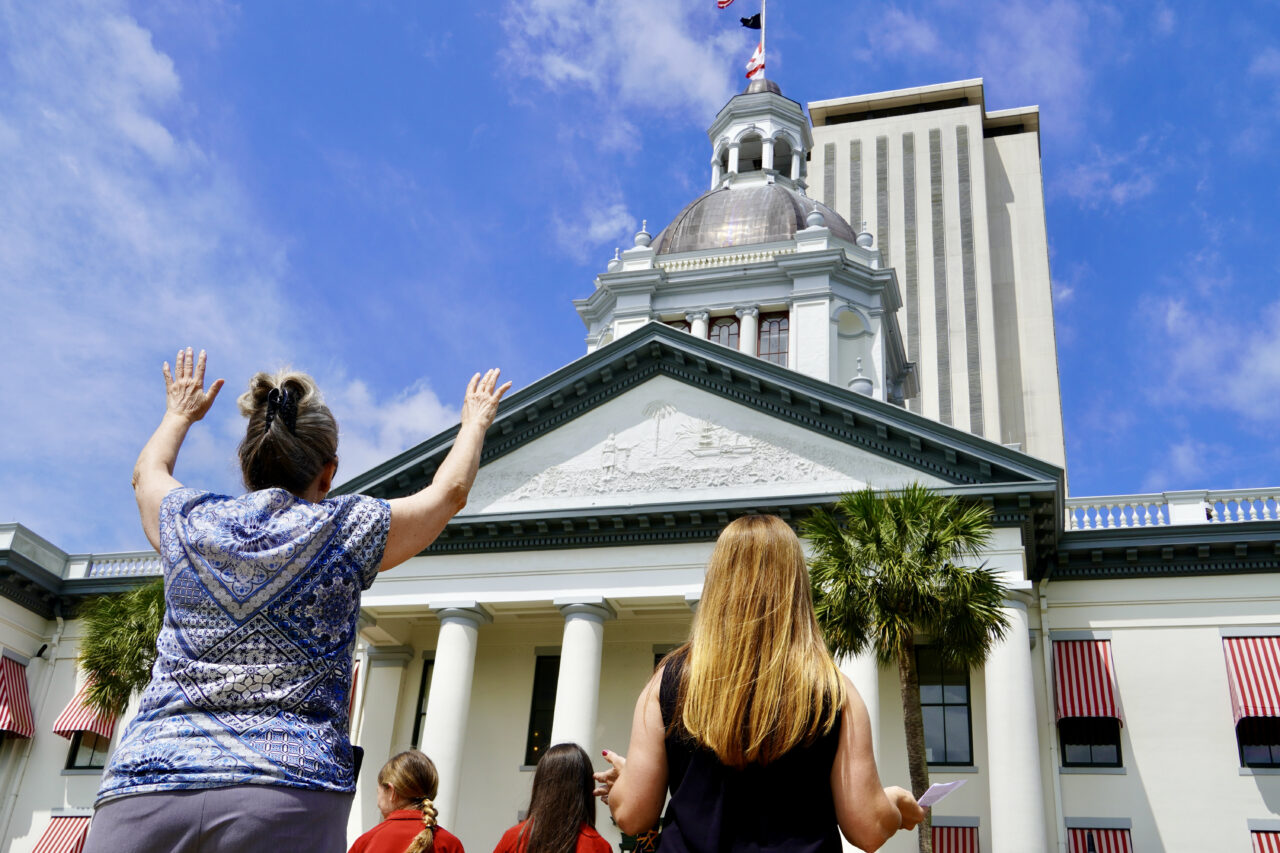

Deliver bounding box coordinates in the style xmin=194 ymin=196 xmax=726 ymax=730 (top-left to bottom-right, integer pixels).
xmin=78 ymin=579 xmax=165 ymax=716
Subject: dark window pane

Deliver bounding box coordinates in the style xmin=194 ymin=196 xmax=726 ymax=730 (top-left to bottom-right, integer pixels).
xmin=943 ymin=683 xmax=968 ymax=704
xmin=1238 ymin=717 xmax=1280 ymax=767
xmin=1091 ymin=742 xmax=1118 ymax=765
xmin=757 ymin=313 xmax=789 ymax=365
xmin=410 ymin=659 xmax=435 ymax=748
xmin=66 ymin=731 xmax=110 ymax=770
xmin=1064 ymin=742 xmax=1093 ymax=764
xmin=922 ymin=705 xmax=945 ymax=764
xmin=1059 ymin=717 xmax=1122 ymax=767
xmin=709 ymin=318 xmax=739 ymax=349
xmin=920 ymin=683 xmax=943 ymax=704
xmin=525 ymin=655 xmax=560 ymax=765
xmin=944 ymin=706 xmax=971 ymax=764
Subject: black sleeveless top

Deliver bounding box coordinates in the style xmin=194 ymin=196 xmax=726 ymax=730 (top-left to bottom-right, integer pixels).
xmin=657 ymin=651 xmax=843 ymax=853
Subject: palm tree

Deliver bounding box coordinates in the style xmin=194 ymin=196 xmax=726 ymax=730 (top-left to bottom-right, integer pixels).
xmin=77 ymin=579 xmax=165 ymax=716
xmin=802 ymin=484 xmax=1010 ymax=853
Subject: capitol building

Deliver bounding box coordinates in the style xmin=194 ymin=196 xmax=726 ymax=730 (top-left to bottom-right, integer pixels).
xmin=1 ymin=76 xmax=1278 ymax=853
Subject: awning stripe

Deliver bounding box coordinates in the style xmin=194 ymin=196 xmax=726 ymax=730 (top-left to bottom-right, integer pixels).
xmin=1067 ymin=828 xmax=1132 ymax=853
xmin=1054 ymin=640 xmax=1121 ymax=720
xmin=52 ymin=679 xmax=117 ymax=741
xmin=1254 ymin=831 xmax=1280 ymax=853
xmin=1225 ymin=637 xmax=1280 ymax=722
xmin=0 ymin=656 xmax=35 ymax=738
xmin=31 ymin=816 xmax=91 ymax=853
xmin=932 ymin=825 xmax=979 ymax=853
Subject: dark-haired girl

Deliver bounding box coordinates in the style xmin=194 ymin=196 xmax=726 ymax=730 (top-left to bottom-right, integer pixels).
xmin=492 ymin=744 xmax=611 ymax=853
xmin=83 ymin=350 xmax=510 ymax=853
xmin=348 ymin=751 xmax=465 ymax=853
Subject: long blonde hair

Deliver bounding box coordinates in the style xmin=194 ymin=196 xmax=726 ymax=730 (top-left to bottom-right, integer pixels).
xmin=676 ymin=514 xmax=844 ymax=768
xmin=379 ymin=750 xmax=440 ymax=853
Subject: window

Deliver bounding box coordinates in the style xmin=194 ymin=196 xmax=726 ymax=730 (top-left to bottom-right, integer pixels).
xmin=666 ymin=320 xmax=691 ymax=333
xmin=1053 ymin=640 xmax=1123 ymax=768
xmin=65 ymin=730 xmax=110 ymax=770
xmin=524 ymin=654 xmax=560 ymax=765
xmin=708 ymin=317 xmax=739 ymax=349
xmin=1238 ymin=717 xmax=1280 ymax=767
xmin=410 ymin=658 xmax=435 ymax=749
xmin=1059 ymin=717 xmax=1122 ymax=767
xmin=757 ymin=312 xmax=789 ymax=366
xmin=1066 ymin=827 xmax=1133 ymax=853
xmin=916 ymin=646 xmax=971 ymax=765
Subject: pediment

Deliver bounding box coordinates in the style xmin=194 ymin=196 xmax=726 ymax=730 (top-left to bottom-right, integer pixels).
xmin=460 ymin=375 xmax=948 ymax=517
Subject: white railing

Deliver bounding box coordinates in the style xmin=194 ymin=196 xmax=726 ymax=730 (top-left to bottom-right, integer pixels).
xmin=1066 ymin=489 xmax=1280 ymax=531
xmin=86 ymin=552 xmax=163 ymax=578
xmin=658 ymin=247 xmax=794 ymax=272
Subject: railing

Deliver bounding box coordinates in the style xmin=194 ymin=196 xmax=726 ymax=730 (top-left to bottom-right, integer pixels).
xmin=1066 ymin=489 xmax=1280 ymax=531
xmin=85 ymin=551 xmax=163 ymax=577
xmin=658 ymin=247 xmax=794 ymax=272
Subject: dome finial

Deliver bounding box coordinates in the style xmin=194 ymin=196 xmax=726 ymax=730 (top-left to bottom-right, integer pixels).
xmin=856 ymin=220 xmax=874 ymax=248
xmin=849 ymin=357 xmax=874 ymax=396
xmin=607 ymin=247 xmax=622 ymax=273
xmin=805 ymin=208 xmax=826 ymax=229
xmin=634 ymin=219 xmax=652 ymax=248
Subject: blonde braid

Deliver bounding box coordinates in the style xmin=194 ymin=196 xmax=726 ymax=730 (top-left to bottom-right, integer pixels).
xmin=405 ymin=797 xmax=437 ymax=853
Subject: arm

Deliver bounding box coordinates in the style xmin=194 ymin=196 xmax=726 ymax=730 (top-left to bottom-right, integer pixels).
xmin=598 ymin=668 xmax=668 ymax=835
xmin=830 ymin=673 xmax=923 ymax=852
xmin=379 ymin=369 xmax=511 ymax=571
xmin=132 ymin=348 xmax=224 ymax=551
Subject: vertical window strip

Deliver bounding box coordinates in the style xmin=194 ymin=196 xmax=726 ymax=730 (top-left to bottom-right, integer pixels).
xmin=876 ymin=135 xmax=890 ymax=268
xmin=956 ymin=125 xmax=984 ymax=434
xmin=823 ymin=142 xmax=836 ymax=207
xmin=902 ymin=132 xmax=920 ymax=413
xmin=849 ymin=139 xmax=863 ymax=230
xmin=929 ymin=128 xmax=952 ymax=425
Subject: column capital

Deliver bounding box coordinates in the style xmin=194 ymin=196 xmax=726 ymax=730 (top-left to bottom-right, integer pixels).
xmin=735 ymin=306 xmax=760 ymax=320
xmin=365 ymin=644 xmax=414 ymax=668
xmin=431 ymin=602 xmax=493 ymax=627
xmin=554 ymin=597 xmax=616 ymax=623
xmin=685 ymin=310 xmax=710 ymax=324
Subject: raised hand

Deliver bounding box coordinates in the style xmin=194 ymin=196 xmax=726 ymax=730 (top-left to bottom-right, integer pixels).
xmin=593 ymin=748 xmax=625 ymax=803
xmin=163 ymin=347 xmax=225 ymax=423
xmin=459 ymin=368 xmax=512 ymax=432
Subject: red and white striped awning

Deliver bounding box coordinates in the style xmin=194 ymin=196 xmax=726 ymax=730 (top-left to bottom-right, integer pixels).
xmin=0 ymin=656 xmax=34 ymax=738
xmin=932 ymin=825 xmax=979 ymax=852
xmin=1068 ymin=828 xmax=1132 ymax=853
xmin=1224 ymin=637 xmax=1280 ymax=723
xmin=1054 ymin=641 xmax=1121 ymax=721
xmin=31 ymin=816 xmax=90 ymax=853
xmin=1254 ymin=831 xmax=1280 ymax=853
xmin=52 ymin=680 xmax=117 ymax=741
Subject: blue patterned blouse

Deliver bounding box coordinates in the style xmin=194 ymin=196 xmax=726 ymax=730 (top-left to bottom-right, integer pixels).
xmin=97 ymin=487 xmax=390 ymax=804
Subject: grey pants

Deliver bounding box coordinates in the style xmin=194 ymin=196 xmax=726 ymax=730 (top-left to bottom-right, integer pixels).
xmin=83 ymin=785 xmax=354 ymax=853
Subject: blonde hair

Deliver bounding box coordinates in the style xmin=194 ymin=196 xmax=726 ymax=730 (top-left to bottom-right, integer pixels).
xmin=378 ymin=751 xmax=440 ymax=853
xmin=676 ymin=514 xmax=844 ymax=768
xmin=236 ymin=369 xmax=338 ymax=494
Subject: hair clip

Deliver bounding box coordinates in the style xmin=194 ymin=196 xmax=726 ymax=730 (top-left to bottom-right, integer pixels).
xmin=266 ymin=387 xmax=299 ymax=434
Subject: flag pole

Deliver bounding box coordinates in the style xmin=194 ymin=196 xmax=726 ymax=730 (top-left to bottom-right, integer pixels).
xmin=761 ymin=0 xmax=767 ymax=72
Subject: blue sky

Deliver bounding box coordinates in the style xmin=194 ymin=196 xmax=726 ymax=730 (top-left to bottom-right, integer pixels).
xmin=1 ymin=0 xmax=1278 ymax=553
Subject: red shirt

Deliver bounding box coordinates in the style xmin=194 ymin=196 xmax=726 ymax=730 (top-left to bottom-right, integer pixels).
xmin=491 ymin=821 xmax=611 ymax=853
xmin=348 ymin=811 xmax=466 ymax=853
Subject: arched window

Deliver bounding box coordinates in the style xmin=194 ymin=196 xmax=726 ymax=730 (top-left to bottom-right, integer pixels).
xmin=666 ymin=320 xmax=691 ymax=333
xmin=774 ymin=136 xmax=794 ymax=177
xmin=739 ymin=133 xmax=764 ymax=173
xmin=709 ymin=316 xmax=740 ymax=349
xmin=757 ymin=312 xmax=788 ymax=366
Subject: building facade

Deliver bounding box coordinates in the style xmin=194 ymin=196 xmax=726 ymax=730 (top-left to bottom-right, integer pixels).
xmin=1 ymin=79 xmax=1278 ymax=853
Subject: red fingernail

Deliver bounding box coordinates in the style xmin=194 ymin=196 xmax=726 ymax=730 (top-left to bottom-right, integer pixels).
xmin=602 ymin=750 xmax=608 ymax=755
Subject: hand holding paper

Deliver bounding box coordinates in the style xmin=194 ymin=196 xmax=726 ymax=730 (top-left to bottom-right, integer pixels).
xmin=917 ymin=779 xmax=966 ymax=808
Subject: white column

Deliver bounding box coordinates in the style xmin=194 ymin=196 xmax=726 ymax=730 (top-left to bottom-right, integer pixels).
xmin=686 ymin=310 xmax=709 ymax=339
xmin=711 ymin=158 xmax=723 ymax=190
xmin=762 ymin=137 xmax=775 ymax=172
xmin=984 ymin=597 xmax=1048 ymax=852
xmin=353 ymin=645 xmax=412 ymax=832
xmin=837 ymin=652 xmax=880 ymax=766
xmin=727 ymin=142 xmax=740 ymax=175
xmin=549 ymin=599 xmax=615 ymax=752
xmin=736 ymin=307 xmax=759 ymax=357
xmin=791 ymin=147 xmax=803 ymax=181
xmin=419 ymin=604 xmax=491 ymax=830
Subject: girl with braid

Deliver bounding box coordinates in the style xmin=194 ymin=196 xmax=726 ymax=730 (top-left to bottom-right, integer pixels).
xmin=492 ymin=743 xmax=611 ymax=853
xmin=349 ymin=751 xmax=466 ymax=853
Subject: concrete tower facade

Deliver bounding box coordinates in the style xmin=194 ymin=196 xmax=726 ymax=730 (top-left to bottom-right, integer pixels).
xmin=809 ymin=80 xmax=1066 ymax=468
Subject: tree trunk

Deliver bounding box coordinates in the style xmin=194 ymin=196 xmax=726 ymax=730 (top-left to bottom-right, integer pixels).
xmin=897 ymin=649 xmax=932 ymax=853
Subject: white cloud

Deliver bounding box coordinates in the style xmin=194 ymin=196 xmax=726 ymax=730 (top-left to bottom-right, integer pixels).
xmin=328 ymin=380 xmax=459 ymax=483
xmin=880 ymin=8 xmax=944 ymax=56
xmin=1249 ymin=46 xmax=1280 ymax=79
xmin=554 ymin=199 xmax=635 ymax=264
xmin=1140 ymin=438 xmax=1230 ymax=493
xmin=1152 ymin=5 xmax=1176 ymax=37
xmin=501 ymin=0 xmax=739 ymax=121
xmin=0 ymin=1 xmax=466 ymax=551
xmin=1053 ymin=137 xmax=1164 ymax=208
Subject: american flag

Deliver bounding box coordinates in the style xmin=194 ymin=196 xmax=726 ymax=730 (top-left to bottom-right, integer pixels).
xmin=717 ymin=0 xmax=734 ymax=8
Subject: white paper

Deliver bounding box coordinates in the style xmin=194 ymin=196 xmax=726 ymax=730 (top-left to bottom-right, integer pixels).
xmin=916 ymin=779 xmax=966 ymax=808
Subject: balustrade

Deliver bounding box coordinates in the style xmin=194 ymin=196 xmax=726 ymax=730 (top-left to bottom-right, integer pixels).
xmin=1066 ymin=488 xmax=1280 ymax=530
